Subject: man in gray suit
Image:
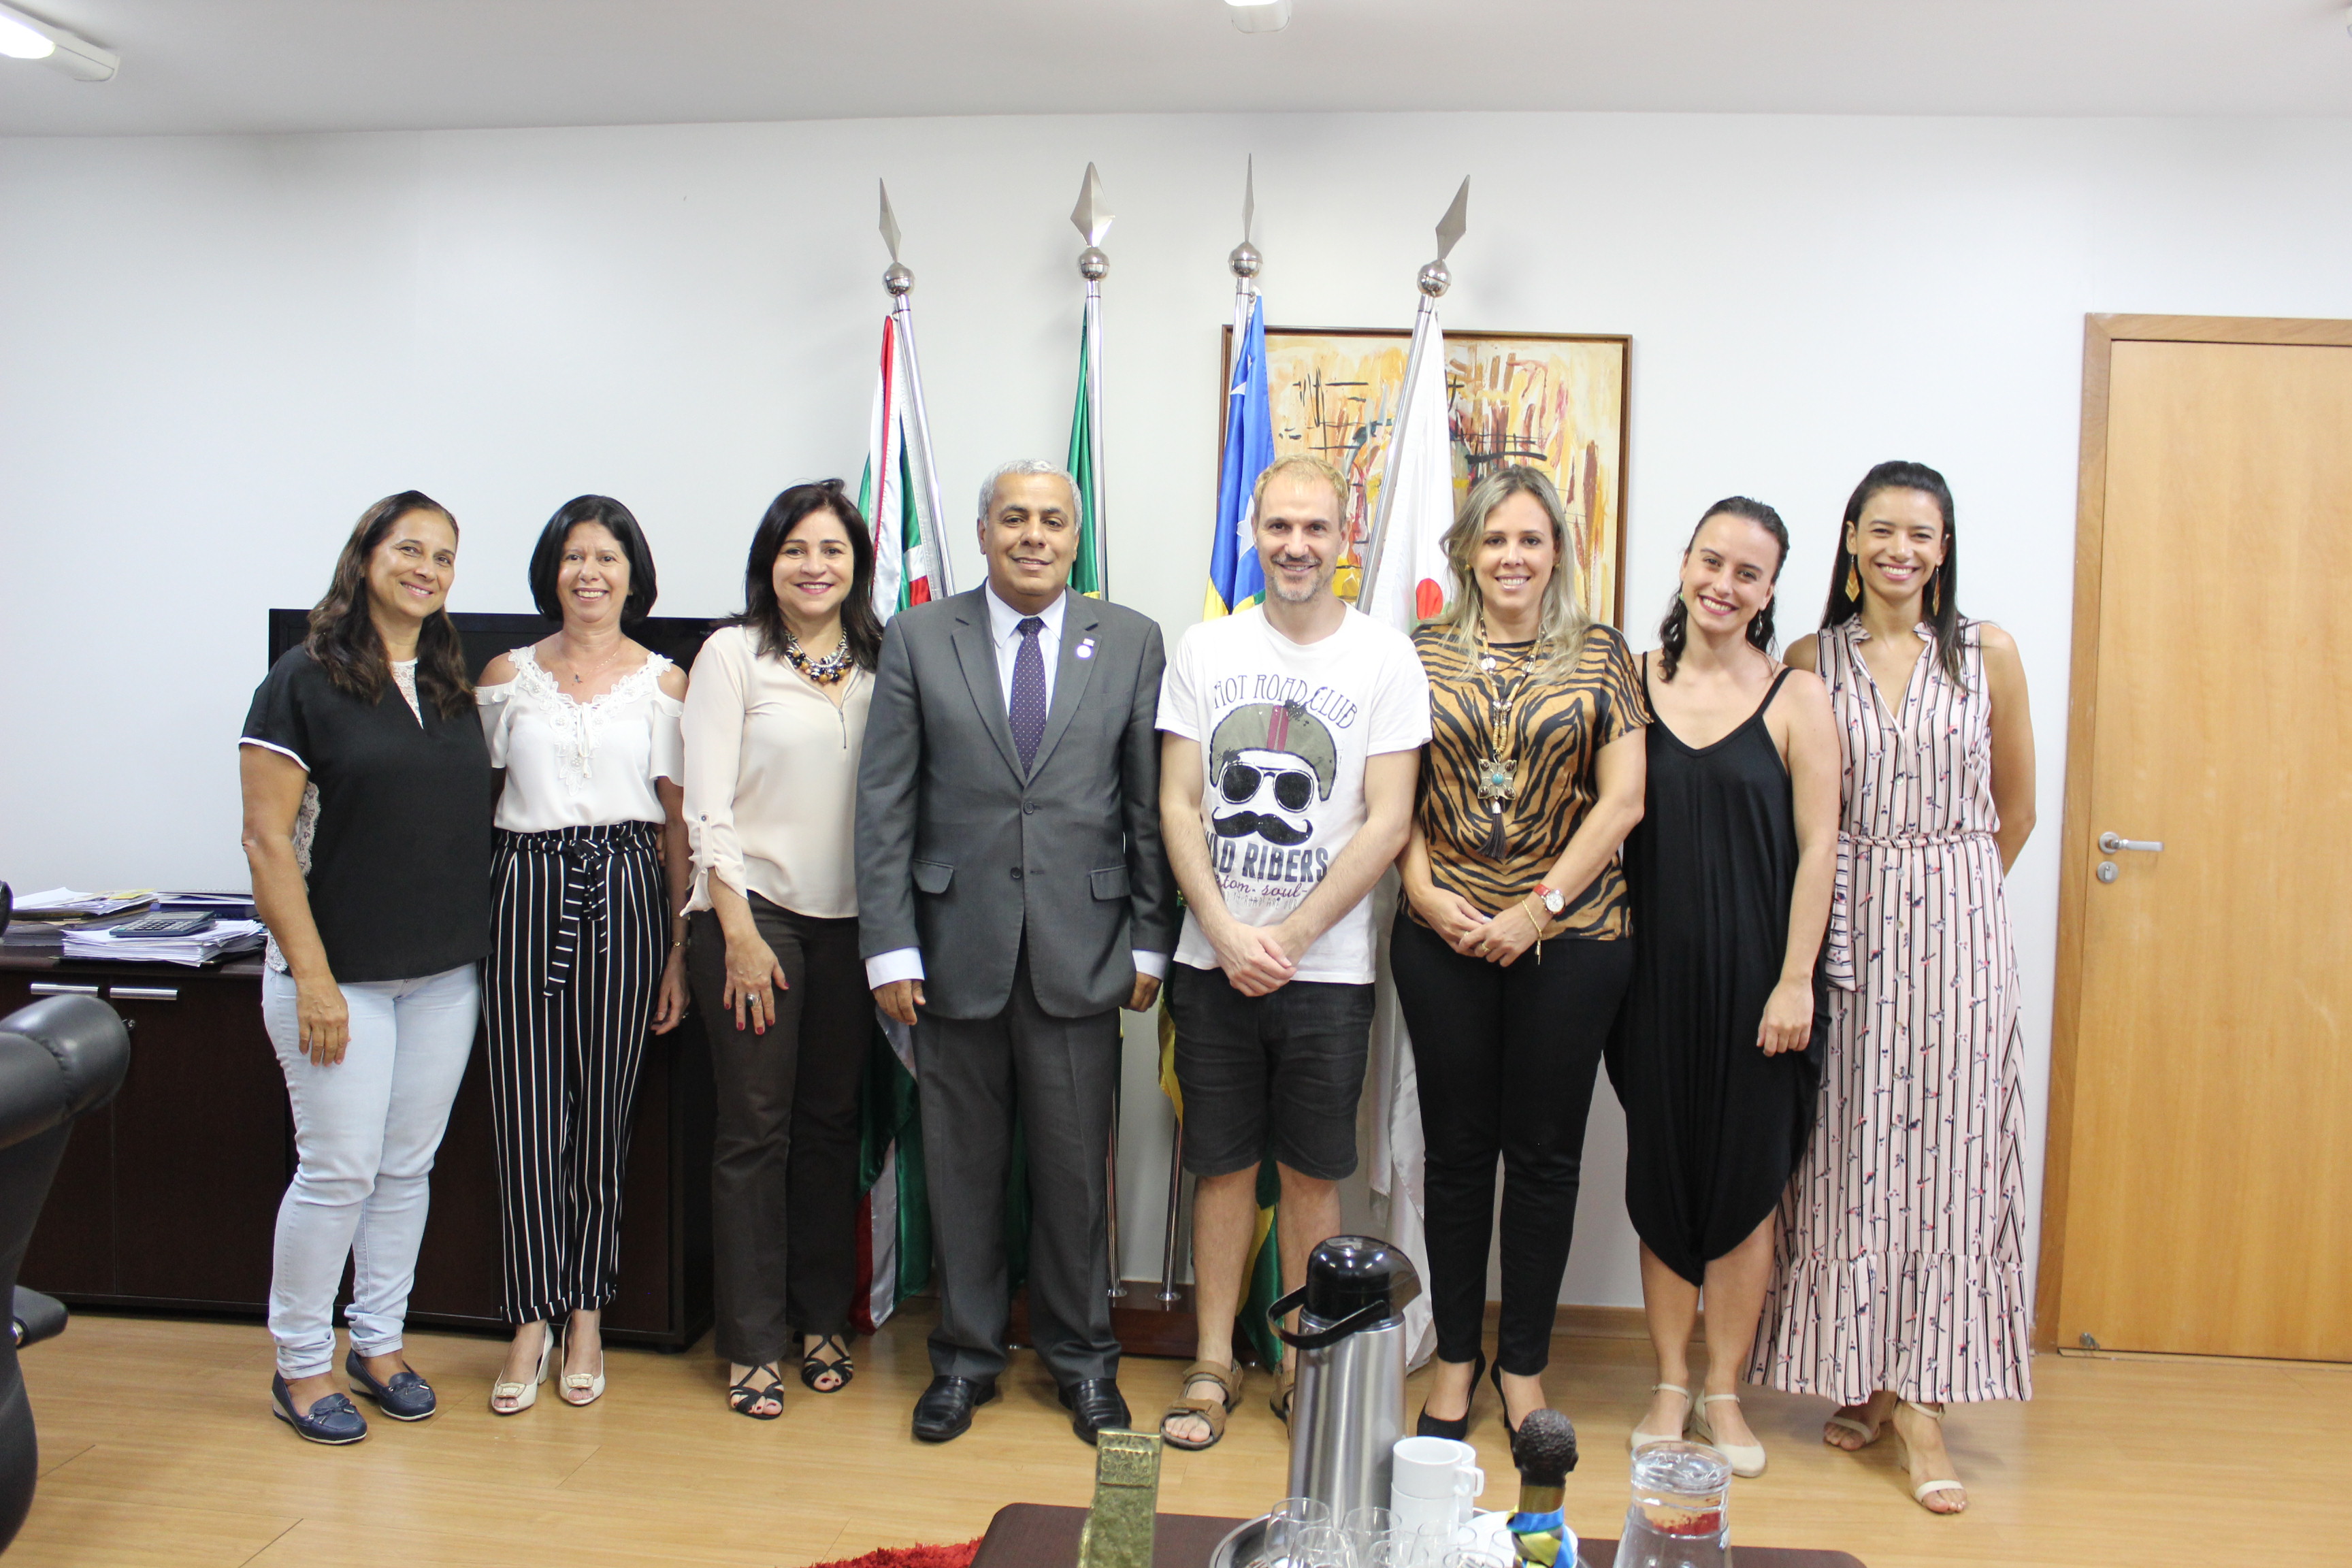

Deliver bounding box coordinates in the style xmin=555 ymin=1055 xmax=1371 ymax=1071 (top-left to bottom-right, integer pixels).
xmin=856 ymin=458 xmax=1176 ymax=1446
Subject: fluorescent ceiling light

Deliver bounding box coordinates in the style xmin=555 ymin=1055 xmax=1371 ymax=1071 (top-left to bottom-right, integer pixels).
xmin=1228 ymin=0 xmax=1292 ymax=35
xmin=0 ymin=3 xmax=118 ymax=80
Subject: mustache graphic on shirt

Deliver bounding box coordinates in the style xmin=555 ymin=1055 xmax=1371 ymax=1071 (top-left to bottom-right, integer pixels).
xmin=1212 ymin=810 xmax=1311 ymax=847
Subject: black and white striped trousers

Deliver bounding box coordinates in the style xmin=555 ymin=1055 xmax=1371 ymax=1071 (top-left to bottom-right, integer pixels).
xmin=486 ymin=821 xmax=666 ymax=1327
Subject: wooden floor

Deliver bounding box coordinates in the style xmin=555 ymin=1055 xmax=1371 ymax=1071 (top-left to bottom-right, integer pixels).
xmin=11 ymin=1305 xmax=2343 ymax=1567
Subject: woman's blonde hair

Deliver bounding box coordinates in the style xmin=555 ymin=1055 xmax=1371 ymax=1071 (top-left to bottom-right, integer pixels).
xmin=1432 ymin=465 xmax=1594 ymax=679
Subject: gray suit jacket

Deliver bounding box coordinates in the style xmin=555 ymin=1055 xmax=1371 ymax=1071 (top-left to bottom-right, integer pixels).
xmin=855 ymin=587 xmax=1177 ymax=1020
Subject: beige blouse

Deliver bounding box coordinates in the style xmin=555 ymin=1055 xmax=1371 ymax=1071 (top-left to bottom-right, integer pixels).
xmin=681 ymin=623 xmax=871 ymax=919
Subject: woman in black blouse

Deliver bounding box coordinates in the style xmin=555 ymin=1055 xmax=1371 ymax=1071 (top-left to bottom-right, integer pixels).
xmin=239 ymin=491 xmax=496 ymax=1444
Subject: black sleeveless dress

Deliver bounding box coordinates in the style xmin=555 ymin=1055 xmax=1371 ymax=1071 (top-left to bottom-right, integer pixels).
xmin=1609 ymin=663 xmax=1825 ymax=1286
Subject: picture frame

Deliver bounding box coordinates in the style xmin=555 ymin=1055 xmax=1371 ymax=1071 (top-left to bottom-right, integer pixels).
xmin=1222 ymin=325 xmax=1631 ymax=625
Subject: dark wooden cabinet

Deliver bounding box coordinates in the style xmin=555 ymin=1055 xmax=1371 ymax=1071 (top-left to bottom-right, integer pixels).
xmin=0 ymin=956 xmax=712 ymax=1348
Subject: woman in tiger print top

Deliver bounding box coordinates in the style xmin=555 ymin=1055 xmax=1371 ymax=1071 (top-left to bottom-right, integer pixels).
xmin=1393 ymin=465 xmax=1649 ymax=1439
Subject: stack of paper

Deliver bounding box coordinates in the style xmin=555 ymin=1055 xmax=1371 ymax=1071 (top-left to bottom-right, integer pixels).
xmin=12 ymin=888 xmax=154 ymax=919
xmin=63 ymin=920 xmax=267 ymax=966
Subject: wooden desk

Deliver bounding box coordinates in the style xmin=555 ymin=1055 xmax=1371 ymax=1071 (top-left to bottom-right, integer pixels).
xmin=970 ymin=1503 xmax=1866 ymax=1567
xmin=0 ymin=953 xmax=713 ymax=1348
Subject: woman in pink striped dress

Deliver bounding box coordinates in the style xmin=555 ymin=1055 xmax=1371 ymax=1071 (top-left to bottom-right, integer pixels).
xmin=1751 ymin=461 xmax=2038 ymax=1516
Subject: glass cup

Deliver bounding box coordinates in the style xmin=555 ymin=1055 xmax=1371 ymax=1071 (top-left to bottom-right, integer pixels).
xmin=1292 ymin=1524 xmax=1357 ymax=1568
xmin=1342 ymin=1506 xmax=1397 ymax=1562
xmin=1251 ymin=1498 xmax=1340 ymax=1568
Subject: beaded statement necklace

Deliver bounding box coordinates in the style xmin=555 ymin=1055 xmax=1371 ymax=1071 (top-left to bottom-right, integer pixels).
xmin=783 ymin=630 xmax=854 ymax=685
xmin=1473 ymin=629 xmax=1543 ymax=858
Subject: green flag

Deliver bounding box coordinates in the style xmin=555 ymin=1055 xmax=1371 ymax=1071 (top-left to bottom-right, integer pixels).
xmin=1066 ymin=308 xmax=1106 ymax=597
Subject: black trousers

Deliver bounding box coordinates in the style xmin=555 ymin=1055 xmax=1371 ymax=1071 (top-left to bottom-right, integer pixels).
xmin=915 ymin=942 xmax=1120 ymax=1385
xmin=485 ymin=823 xmax=666 ymax=1326
xmin=1390 ymin=911 xmax=1633 ymax=1375
xmin=687 ymin=896 xmax=866 ymax=1367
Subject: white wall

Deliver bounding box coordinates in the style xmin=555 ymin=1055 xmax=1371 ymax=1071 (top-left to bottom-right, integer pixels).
xmin=5 ymin=111 xmax=2347 ymax=1308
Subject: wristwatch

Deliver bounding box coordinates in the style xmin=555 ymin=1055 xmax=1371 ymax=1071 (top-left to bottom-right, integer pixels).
xmin=1532 ymin=883 xmax=1567 ymax=919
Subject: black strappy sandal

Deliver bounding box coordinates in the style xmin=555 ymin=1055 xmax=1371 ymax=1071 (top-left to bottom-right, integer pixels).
xmin=726 ymin=1365 xmax=785 ymax=1420
xmin=800 ymin=1334 xmax=855 ymax=1394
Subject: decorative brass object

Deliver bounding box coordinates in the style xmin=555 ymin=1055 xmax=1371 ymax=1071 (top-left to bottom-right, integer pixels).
xmin=1077 ymin=1428 xmax=1162 ymax=1568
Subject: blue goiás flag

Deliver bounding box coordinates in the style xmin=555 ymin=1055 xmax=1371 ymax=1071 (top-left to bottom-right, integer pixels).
xmin=1205 ymin=291 xmax=1273 ymax=619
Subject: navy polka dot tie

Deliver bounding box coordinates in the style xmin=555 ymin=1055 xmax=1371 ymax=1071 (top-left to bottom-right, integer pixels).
xmin=1009 ymin=616 xmax=1047 ymax=771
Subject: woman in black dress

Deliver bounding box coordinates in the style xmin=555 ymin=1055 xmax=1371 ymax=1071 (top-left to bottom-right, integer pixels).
xmin=1612 ymin=497 xmax=1838 ymax=1477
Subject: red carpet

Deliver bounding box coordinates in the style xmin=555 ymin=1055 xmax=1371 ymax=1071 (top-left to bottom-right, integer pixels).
xmin=803 ymin=1542 xmax=981 ymax=1568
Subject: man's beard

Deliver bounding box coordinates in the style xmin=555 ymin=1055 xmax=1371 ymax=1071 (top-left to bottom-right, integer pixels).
xmin=1265 ymin=559 xmax=1330 ymax=604
xmin=1211 ymin=811 xmax=1311 ymax=847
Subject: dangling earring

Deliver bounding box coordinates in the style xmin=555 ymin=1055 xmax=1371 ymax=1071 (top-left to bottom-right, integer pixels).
xmin=1929 ymin=572 xmax=1941 ymax=617
xmin=1844 ymin=560 xmax=1861 ymax=602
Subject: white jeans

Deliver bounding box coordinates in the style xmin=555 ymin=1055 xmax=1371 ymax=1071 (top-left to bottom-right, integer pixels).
xmin=263 ymin=964 xmax=479 ymax=1378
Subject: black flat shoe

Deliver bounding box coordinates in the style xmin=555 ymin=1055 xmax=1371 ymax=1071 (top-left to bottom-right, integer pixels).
xmin=271 ymin=1372 xmax=368 ymax=1445
xmin=1058 ymin=1377 xmax=1131 ymax=1446
xmin=344 ymin=1348 xmax=436 ymax=1421
xmin=1416 ymin=1349 xmax=1486 ymax=1439
xmin=912 ymin=1374 xmax=998 ymax=1443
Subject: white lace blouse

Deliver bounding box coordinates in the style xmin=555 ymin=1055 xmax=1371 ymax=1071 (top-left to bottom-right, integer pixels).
xmin=476 ymin=647 xmax=683 ymax=832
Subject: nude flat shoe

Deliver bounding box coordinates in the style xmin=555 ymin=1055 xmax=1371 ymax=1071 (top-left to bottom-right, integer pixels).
xmin=1689 ymin=1392 xmax=1767 ymax=1477
xmin=1630 ymin=1382 xmax=1692 ymax=1452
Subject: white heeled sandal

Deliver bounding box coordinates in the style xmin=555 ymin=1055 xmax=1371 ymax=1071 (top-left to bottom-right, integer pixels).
xmin=1891 ymin=1400 xmax=1966 ymax=1514
xmin=489 ymin=1326 xmax=554 ymax=1416
xmin=1689 ymin=1392 xmax=1767 ymax=1477
xmin=561 ymin=1360 xmax=606 ymax=1407
xmin=1630 ymin=1382 xmax=1692 ymax=1452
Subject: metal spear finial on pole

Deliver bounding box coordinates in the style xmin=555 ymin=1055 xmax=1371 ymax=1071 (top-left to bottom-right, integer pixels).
xmin=1357 ymin=176 xmax=1469 ymax=612
xmin=1069 ymin=163 xmax=1112 ymax=604
xmin=1228 ymin=155 xmax=1261 ymax=296
xmin=876 ymin=178 xmax=951 ymax=593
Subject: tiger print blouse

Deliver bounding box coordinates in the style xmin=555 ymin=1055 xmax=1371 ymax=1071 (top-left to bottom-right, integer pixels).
xmin=1409 ymin=622 xmax=1649 ymax=941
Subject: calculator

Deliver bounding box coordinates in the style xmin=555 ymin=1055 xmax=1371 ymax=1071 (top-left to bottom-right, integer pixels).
xmin=110 ymin=913 xmax=218 ymax=938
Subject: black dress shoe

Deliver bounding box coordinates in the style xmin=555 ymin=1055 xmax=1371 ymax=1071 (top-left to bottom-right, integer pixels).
xmin=1058 ymin=1377 xmax=1131 ymax=1445
xmin=912 ymin=1374 xmax=998 ymax=1443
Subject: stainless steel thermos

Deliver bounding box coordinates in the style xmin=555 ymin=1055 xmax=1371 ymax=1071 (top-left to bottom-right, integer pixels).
xmin=1273 ymin=1235 xmax=1422 ymax=1521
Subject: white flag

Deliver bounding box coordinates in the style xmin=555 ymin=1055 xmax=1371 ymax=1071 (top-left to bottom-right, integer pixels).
xmin=1356 ymin=316 xmax=1456 ymax=1370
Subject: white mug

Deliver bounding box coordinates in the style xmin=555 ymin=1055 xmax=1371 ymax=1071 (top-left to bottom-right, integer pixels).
xmin=1390 ymin=1435 xmax=1484 ymax=1537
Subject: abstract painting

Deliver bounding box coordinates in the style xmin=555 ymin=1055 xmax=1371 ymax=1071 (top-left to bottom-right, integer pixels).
xmin=1224 ymin=326 xmax=1630 ymax=624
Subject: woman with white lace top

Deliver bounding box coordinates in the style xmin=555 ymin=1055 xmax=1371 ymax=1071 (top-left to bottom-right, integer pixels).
xmin=476 ymin=495 xmax=691 ymax=1415
xmin=240 ymin=491 xmax=496 ymax=1444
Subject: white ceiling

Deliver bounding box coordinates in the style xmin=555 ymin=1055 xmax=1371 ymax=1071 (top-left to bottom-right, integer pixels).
xmin=1 ymin=0 xmax=2347 ymax=136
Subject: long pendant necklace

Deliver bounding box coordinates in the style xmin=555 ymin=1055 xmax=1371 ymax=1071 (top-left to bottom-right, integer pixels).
xmin=1473 ymin=630 xmax=1537 ymax=858
xmin=783 ymin=630 xmax=853 ymax=685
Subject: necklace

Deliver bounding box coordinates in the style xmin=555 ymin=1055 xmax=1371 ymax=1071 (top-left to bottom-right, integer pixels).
xmin=555 ymin=636 xmax=631 ymax=688
xmin=784 ymin=630 xmax=853 ymax=685
xmin=1471 ymin=627 xmax=1539 ymax=855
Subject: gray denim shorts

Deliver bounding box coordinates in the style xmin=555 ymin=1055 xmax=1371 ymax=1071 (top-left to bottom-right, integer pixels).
xmin=1168 ymin=964 xmax=1375 ymax=1181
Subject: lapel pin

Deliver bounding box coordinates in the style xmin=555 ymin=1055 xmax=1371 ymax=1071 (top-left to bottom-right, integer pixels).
xmin=1076 ymin=636 xmax=1096 ymax=661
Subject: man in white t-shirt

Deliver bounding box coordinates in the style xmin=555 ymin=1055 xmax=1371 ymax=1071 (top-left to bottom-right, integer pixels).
xmin=1154 ymin=454 xmax=1431 ymax=1448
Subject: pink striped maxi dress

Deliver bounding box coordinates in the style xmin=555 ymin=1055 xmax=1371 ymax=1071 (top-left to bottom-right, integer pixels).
xmin=1748 ymin=619 xmax=2034 ymax=1405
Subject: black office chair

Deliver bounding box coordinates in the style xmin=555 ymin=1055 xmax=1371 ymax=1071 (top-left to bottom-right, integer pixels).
xmin=0 ymin=879 xmax=132 ymax=1552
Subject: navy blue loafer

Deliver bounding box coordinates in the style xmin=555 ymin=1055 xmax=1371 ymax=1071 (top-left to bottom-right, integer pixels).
xmin=344 ymin=1348 xmax=437 ymax=1421
xmin=272 ymin=1373 xmax=368 ymax=1445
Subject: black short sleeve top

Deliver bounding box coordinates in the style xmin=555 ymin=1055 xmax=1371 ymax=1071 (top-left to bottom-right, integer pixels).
xmin=242 ymin=648 xmax=496 ymax=983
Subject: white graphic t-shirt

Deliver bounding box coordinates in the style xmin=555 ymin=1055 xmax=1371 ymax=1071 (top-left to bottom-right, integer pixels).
xmin=1158 ymin=605 xmax=1432 ymax=985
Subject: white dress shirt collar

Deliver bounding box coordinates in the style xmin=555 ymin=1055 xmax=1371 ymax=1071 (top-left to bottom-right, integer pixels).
xmin=982 ymin=581 xmax=1068 ymax=642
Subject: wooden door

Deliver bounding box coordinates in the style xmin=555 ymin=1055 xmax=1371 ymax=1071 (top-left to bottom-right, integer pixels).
xmin=2042 ymin=320 xmax=2352 ymax=1360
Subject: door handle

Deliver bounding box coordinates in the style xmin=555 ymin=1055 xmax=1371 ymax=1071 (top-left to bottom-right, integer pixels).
xmin=108 ymin=986 xmax=179 ymax=1002
xmin=27 ymin=982 xmax=101 ymax=996
xmin=2098 ymin=832 xmax=2163 ymax=854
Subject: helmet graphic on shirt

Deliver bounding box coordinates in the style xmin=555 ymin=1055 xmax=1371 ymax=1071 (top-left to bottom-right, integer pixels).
xmin=1208 ymin=700 xmax=1336 ymax=848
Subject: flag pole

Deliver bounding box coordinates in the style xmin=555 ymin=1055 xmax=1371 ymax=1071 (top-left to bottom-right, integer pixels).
xmin=1072 ymin=163 xmax=1113 ymax=600
xmin=1356 ymin=178 xmax=1469 ymax=615
xmin=879 ymin=182 xmax=953 ymax=597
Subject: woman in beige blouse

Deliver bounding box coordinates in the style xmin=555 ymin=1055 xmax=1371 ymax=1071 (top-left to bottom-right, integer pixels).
xmin=682 ymin=480 xmax=881 ymax=1418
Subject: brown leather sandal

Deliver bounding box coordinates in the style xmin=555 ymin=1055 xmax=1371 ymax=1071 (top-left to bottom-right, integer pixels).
xmin=1271 ymin=1358 xmax=1296 ymax=1424
xmin=1160 ymin=1360 xmax=1242 ymax=1451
